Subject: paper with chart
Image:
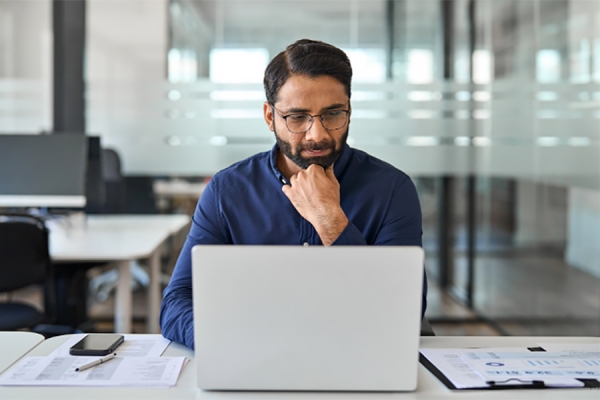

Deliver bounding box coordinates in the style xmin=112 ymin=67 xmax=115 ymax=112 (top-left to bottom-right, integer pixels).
xmin=455 ymin=348 xmax=599 ymax=387
xmin=421 ymin=346 xmax=599 ymax=388
xmin=50 ymin=334 xmax=171 ymax=358
xmin=0 ymin=355 xmax=185 ymax=387
xmin=420 ymin=348 xmax=492 ymax=389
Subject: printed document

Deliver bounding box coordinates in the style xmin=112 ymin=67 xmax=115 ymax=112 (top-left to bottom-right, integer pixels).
xmin=455 ymin=348 xmax=598 ymax=387
xmin=0 ymin=355 xmax=185 ymax=387
xmin=420 ymin=348 xmax=489 ymax=389
xmin=421 ymin=346 xmax=600 ymax=388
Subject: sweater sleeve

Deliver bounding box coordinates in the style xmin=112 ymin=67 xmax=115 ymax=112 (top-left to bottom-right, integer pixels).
xmin=159 ymin=178 xmax=229 ymax=349
xmin=331 ymin=175 xmax=427 ymax=318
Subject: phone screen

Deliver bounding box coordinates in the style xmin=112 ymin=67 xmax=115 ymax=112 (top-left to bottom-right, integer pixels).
xmin=70 ymin=334 xmax=124 ymax=355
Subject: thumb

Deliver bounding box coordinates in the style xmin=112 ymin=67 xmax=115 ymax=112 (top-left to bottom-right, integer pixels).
xmin=281 ymin=184 xmax=291 ymax=197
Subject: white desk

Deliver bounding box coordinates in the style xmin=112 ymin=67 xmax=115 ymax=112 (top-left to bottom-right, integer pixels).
xmin=48 ymin=215 xmax=191 ymax=333
xmin=0 ymin=335 xmax=598 ymax=399
xmin=0 ymin=332 xmax=45 ymax=375
xmin=153 ymin=180 xmax=207 ymax=214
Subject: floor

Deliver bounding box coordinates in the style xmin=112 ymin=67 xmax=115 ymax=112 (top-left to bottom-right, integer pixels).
xmin=424 ymin=250 xmax=600 ymax=337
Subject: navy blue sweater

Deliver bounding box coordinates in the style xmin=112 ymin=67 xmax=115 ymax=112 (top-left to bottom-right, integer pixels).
xmin=160 ymin=144 xmax=427 ymax=349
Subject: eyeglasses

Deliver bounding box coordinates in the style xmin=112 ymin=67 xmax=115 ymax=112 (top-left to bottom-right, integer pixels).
xmin=271 ymin=105 xmax=350 ymax=134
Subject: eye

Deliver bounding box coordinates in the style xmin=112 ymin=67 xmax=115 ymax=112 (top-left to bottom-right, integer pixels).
xmin=287 ymin=114 xmax=309 ymax=122
xmin=324 ymin=110 xmax=343 ymax=117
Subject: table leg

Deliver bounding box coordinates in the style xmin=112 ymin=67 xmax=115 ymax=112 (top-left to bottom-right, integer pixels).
xmin=147 ymin=249 xmax=161 ymax=333
xmin=115 ymin=260 xmax=132 ymax=333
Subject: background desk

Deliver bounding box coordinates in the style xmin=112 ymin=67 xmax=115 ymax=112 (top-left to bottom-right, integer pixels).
xmin=153 ymin=180 xmax=207 ymax=214
xmin=48 ymin=215 xmax=190 ymax=333
xmin=1 ymin=335 xmax=598 ymax=399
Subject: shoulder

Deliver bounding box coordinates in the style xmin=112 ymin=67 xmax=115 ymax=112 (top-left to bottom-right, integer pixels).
xmin=346 ymin=147 xmax=411 ymax=186
xmin=209 ymin=150 xmax=271 ymax=190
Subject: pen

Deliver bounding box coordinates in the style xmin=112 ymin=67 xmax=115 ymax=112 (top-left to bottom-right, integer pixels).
xmin=75 ymin=353 xmax=117 ymax=372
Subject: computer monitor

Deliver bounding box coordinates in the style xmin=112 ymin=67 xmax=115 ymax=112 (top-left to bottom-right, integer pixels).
xmin=0 ymin=134 xmax=88 ymax=208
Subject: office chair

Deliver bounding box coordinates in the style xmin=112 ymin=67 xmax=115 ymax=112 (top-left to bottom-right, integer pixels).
xmin=0 ymin=214 xmax=54 ymax=330
xmin=89 ymin=149 xmax=162 ymax=306
xmin=84 ymin=136 xmax=106 ymax=214
xmin=101 ymin=148 xmax=126 ymax=214
xmin=124 ymin=176 xmax=158 ymax=214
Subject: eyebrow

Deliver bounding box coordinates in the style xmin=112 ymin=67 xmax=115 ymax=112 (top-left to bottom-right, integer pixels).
xmin=283 ymin=103 xmax=348 ymax=114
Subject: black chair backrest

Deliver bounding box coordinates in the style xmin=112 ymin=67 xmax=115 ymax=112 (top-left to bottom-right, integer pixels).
xmin=124 ymin=176 xmax=157 ymax=214
xmin=84 ymin=136 xmax=106 ymax=214
xmin=101 ymin=148 xmax=122 ymax=183
xmin=0 ymin=214 xmax=50 ymax=293
xmin=101 ymin=148 xmax=127 ymax=214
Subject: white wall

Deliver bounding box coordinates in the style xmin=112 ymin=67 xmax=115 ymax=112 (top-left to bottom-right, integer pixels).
xmin=0 ymin=0 xmax=51 ymax=79
xmin=86 ymin=0 xmax=167 ymax=82
xmin=86 ymin=0 xmax=168 ymax=164
xmin=0 ymin=0 xmax=52 ymax=132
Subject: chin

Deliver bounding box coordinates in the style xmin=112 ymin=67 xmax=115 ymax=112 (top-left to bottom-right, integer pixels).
xmin=295 ymin=154 xmax=337 ymax=170
xmin=306 ymin=158 xmax=333 ymax=169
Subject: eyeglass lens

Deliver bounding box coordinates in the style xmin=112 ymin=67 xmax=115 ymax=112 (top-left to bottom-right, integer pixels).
xmin=286 ymin=111 xmax=348 ymax=133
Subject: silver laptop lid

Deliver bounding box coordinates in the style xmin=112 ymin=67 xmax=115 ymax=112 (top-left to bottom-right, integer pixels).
xmin=192 ymin=245 xmax=424 ymax=391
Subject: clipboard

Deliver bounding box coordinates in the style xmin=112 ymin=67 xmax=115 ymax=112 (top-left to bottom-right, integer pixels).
xmin=419 ymin=347 xmax=600 ymax=390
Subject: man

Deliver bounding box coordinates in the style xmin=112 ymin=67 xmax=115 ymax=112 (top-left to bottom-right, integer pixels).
xmin=160 ymin=39 xmax=427 ymax=349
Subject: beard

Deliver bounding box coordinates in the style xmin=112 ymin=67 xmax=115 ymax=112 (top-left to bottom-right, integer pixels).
xmin=274 ymin=124 xmax=349 ymax=170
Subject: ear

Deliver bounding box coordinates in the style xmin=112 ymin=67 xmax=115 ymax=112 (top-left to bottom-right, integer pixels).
xmin=263 ymin=102 xmax=274 ymax=131
xmin=348 ymin=102 xmax=352 ymax=125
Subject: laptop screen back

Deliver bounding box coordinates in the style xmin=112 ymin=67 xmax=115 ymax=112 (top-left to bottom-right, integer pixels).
xmin=192 ymin=245 xmax=424 ymax=391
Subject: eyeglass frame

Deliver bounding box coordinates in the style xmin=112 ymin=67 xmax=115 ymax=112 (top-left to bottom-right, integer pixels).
xmin=270 ymin=103 xmax=351 ymax=134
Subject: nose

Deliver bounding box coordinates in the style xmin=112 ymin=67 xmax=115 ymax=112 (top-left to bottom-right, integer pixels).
xmin=304 ymin=117 xmax=330 ymax=143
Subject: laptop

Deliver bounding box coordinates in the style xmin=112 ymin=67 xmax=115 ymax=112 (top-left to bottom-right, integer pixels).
xmin=192 ymin=245 xmax=424 ymax=391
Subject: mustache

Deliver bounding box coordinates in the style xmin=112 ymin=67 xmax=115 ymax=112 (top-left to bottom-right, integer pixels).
xmin=297 ymin=141 xmax=335 ymax=152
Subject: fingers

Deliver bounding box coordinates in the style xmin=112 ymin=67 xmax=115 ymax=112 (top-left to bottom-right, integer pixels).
xmin=282 ymin=174 xmax=295 ymax=197
xmin=283 ymin=164 xmax=335 ymax=192
xmin=306 ymin=164 xmax=323 ymax=174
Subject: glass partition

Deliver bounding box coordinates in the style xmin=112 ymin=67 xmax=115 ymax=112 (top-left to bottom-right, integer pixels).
xmin=85 ymin=0 xmax=600 ymax=336
xmin=1 ymin=0 xmax=595 ymax=336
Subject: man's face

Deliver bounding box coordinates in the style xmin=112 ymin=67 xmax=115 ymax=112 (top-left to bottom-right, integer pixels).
xmin=264 ymin=75 xmax=351 ymax=170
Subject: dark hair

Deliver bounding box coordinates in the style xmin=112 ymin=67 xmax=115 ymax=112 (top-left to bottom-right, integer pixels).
xmin=264 ymin=39 xmax=352 ymax=104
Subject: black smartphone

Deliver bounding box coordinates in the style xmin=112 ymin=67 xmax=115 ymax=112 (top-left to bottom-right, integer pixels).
xmin=69 ymin=334 xmax=124 ymax=356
